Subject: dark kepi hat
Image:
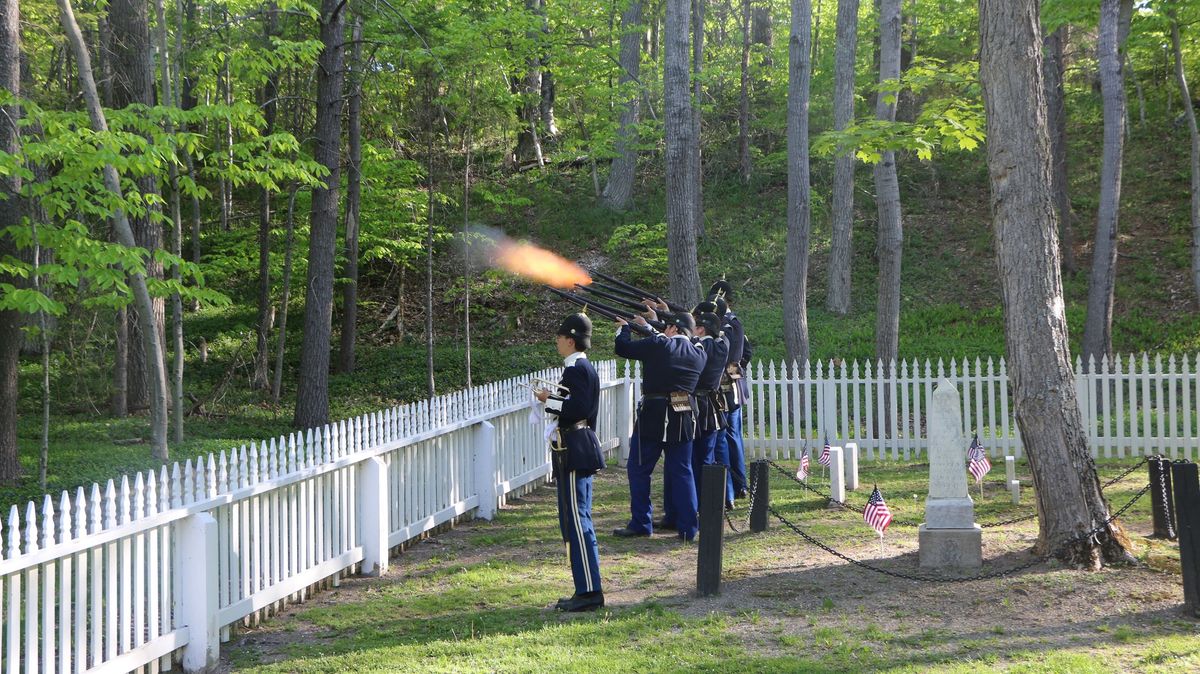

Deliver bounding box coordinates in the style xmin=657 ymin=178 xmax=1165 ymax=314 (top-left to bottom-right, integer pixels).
xmin=668 ymin=311 xmax=696 ymax=336
xmin=557 ymin=312 xmax=592 ymax=350
xmin=695 ymin=295 xmax=728 ymax=317
xmin=695 ymin=311 xmax=721 ymax=338
xmin=708 ymin=279 xmax=734 ymax=303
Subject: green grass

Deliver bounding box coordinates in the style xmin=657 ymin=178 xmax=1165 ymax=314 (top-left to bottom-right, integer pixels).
xmin=220 ymin=457 xmax=1198 ymax=673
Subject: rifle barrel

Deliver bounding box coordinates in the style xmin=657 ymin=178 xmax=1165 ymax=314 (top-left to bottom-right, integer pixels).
xmin=575 ymin=284 xmax=652 ymax=312
xmin=544 ymin=286 xmax=660 ymax=334
xmin=590 ymin=270 xmax=687 ymax=313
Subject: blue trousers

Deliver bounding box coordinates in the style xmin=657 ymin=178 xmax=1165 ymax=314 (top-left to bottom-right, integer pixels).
xmin=627 ymin=435 xmax=698 ymax=540
xmin=716 ymin=408 xmax=747 ymax=502
xmin=662 ymin=429 xmax=720 ymax=525
xmin=555 ymin=462 xmax=602 ymax=595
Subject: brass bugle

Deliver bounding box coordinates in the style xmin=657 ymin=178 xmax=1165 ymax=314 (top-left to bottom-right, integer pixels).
xmin=589 ymin=270 xmax=687 ymax=313
xmin=525 ymin=378 xmax=570 ymax=395
xmin=544 ymin=287 xmax=659 ymax=335
xmin=574 ymin=284 xmax=656 ymax=312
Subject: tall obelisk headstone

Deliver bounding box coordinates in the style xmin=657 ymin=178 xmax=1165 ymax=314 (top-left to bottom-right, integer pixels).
xmin=918 ymin=379 xmax=983 ymax=568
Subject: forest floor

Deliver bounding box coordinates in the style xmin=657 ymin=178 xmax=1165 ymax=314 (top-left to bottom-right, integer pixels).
xmin=217 ymin=459 xmax=1197 ymax=673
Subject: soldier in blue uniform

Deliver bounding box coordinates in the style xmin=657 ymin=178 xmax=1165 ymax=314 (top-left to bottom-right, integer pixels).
xmin=709 ymin=280 xmax=752 ymax=508
xmin=691 ymin=310 xmax=729 ymax=508
xmin=656 ymin=309 xmax=727 ymax=530
xmin=537 ymin=313 xmax=606 ymax=612
xmin=612 ymin=310 xmax=707 ymax=541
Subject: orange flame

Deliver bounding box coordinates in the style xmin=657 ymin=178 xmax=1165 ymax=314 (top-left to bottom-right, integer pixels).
xmin=491 ymin=239 xmax=592 ymax=288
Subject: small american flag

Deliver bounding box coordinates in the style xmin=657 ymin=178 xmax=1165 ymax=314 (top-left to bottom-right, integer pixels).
xmin=817 ymin=438 xmax=831 ymax=467
xmin=797 ymin=448 xmax=810 ymax=480
xmin=967 ymin=434 xmax=991 ymax=483
xmin=863 ymin=485 xmax=893 ymax=535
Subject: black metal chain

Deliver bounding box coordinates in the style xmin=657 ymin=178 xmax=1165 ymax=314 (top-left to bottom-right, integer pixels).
xmin=745 ymin=464 xmax=760 ymax=530
xmin=1154 ymin=455 xmax=1176 ymax=540
xmin=766 ymin=456 xmax=1148 ymax=530
xmin=766 ymin=482 xmax=1151 ymax=583
xmin=725 ymin=510 xmax=740 ymax=533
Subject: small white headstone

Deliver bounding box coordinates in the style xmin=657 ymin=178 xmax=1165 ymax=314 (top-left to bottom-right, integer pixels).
xmin=845 ymin=442 xmax=860 ymax=491
xmin=1005 ymin=456 xmax=1016 ymax=484
xmin=828 ymin=447 xmax=845 ymax=506
xmin=1009 ymin=479 xmax=1020 ymax=505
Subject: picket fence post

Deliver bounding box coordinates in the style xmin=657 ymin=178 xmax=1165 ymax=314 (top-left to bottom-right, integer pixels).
xmin=359 ymin=456 xmax=390 ymax=576
xmin=474 ymin=420 xmax=498 ymax=520
xmin=179 ymin=512 xmax=219 ymax=673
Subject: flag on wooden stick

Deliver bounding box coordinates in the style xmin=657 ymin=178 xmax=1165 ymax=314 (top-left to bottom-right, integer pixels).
xmin=817 ymin=438 xmax=831 ymax=467
xmin=967 ymin=434 xmax=991 ymax=484
xmin=797 ymin=447 xmax=810 ymax=480
xmin=864 ymin=485 xmax=893 ymax=536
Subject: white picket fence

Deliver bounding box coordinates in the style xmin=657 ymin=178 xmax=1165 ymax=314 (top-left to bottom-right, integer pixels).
xmin=737 ymin=353 xmax=1200 ymax=462
xmin=2 ymin=352 xmax=1197 ymax=673
xmin=0 ymin=361 xmax=632 ymax=674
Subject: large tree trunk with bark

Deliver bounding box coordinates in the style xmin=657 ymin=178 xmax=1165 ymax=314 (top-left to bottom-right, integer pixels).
xmin=978 ymin=0 xmax=1133 ymax=568
xmin=665 ymin=0 xmax=701 ymax=304
xmin=1081 ymin=0 xmax=1129 ymax=369
xmin=691 ymin=0 xmax=705 ymax=238
xmin=602 ymin=0 xmax=643 ymax=210
xmin=1043 ymin=23 xmax=1075 ymax=276
xmin=338 ymin=15 xmax=363 ymax=374
xmin=57 ymin=0 xmax=169 ymax=459
xmin=783 ymin=0 xmax=811 ymax=368
xmin=153 ymin=0 xmax=184 ymax=443
xmin=108 ymin=0 xmax=165 ymax=413
xmin=737 ymin=0 xmax=752 ymax=183
xmin=514 ymin=0 xmax=548 ymax=166
xmin=254 ymin=2 xmax=280 ymax=389
xmin=826 ymin=0 xmax=859 ymax=316
xmin=293 ymin=0 xmax=346 ymax=429
xmin=1168 ymin=5 xmax=1200 ymax=309
xmin=873 ymin=0 xmax=902 ymax=371
xmin=0 ymin=0 xmax=23 ymax=482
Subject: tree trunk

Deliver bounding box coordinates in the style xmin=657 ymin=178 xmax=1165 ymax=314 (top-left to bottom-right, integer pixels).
xmin=784 ymin=0 xmax=812 ymax=368
xmin=154 ymin=0 xmax=184 ymax=443
xmin=692 ymin=0 xmax=705 ymax=238
xmin=826 ymin=0 xmax=859 ymax=316
xmin=293 ymin=0 xmax=346 ymax=429
xmin=514 ymin=0 xmax=546 ymax=166
xmin=337 ymin=15 xmax=363 ymax=375
xmin=978 ymin=0 xmax=1133 ymax=568
xmin=752 ymin=5 xmax=772 ymax=68
xmin=425 ymin=95 xmax=437 ymax=398
xmin=1081 ymin=0 xmax=1127 ymax=370
xmin=0 ymin=0 xmax=23 ymax=482
xmin=271 ymin=186 xmax=299 ymax=406
xmin=109 ymin=0 xmax=165 ymax=414
xmin=1042 ymin=23 xmax=1075 ymax=275
xmin=1168 ymin=5 xmax=1200 ymax=309
xmin=57 ymin=0 xmax=169 ymax=460
xmin=665 ymin=0 xmax=701 ymax=304
xmin=602 ymin=0 xmax=643 ymax=210
xmin=112 ymin=308 xmax=128 ymax=416
xmin=737 ymin=0 xmax=751 ymax=183
xmin=873 ymin=0 xmax=902 ymax=372
xmin=254 ymin=2 xmax=280 ymax=388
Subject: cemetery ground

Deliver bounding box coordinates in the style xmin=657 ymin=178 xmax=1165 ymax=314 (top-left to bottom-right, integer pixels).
xmin=217 ymin=459 xmax=1197 ymax=673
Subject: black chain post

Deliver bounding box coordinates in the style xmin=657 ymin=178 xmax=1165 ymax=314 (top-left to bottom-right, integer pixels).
xmin=749 ymin=460 xmax=769 ymax=532
xmin=1150 ymin=456 xmax=1177 ymax=540
xmin=696 ymin=464 xmax=727 ymax=596
xmin=1170 ymin=460 xmax=1200 ymax=617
